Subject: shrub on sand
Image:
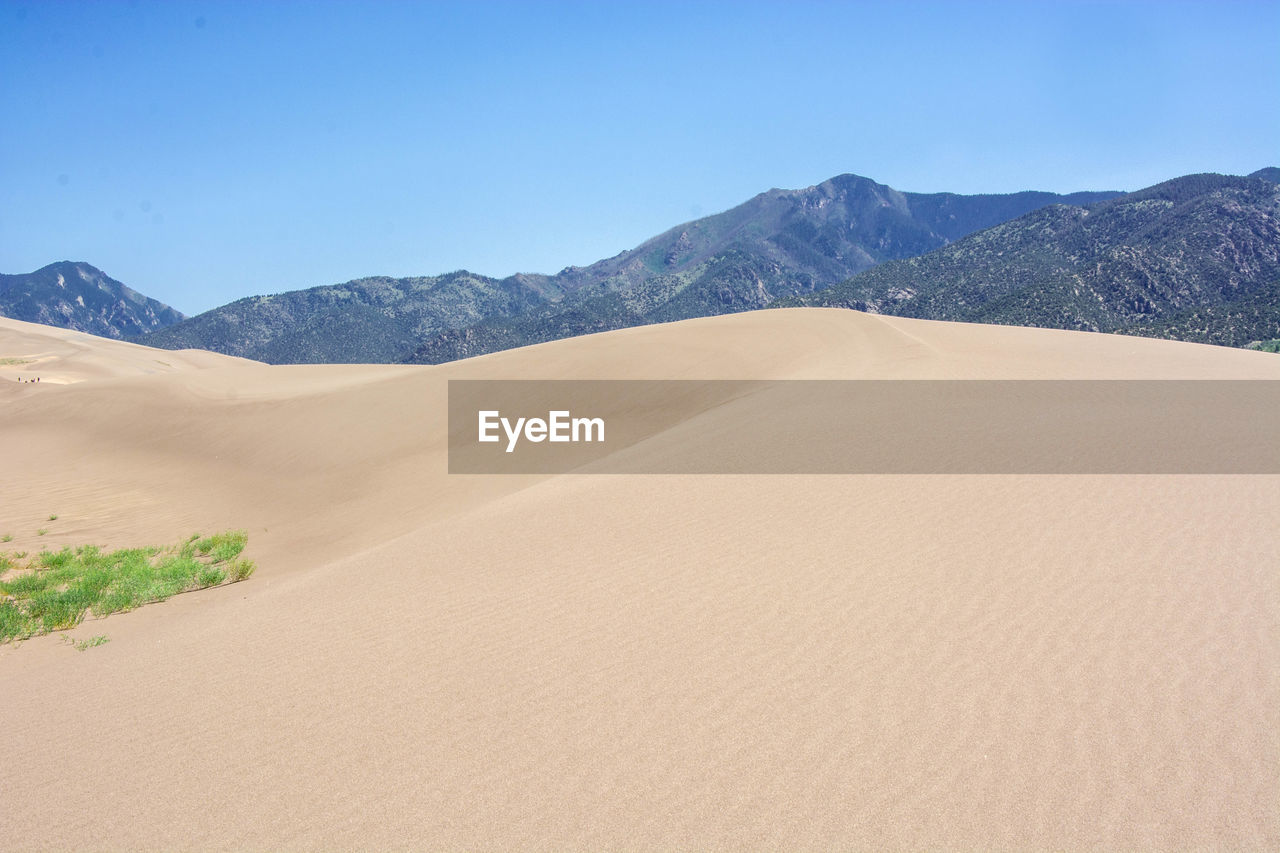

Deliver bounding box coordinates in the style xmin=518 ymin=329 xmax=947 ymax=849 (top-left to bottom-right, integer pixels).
xmin=0 ymin=530 xmax=256 ymax=644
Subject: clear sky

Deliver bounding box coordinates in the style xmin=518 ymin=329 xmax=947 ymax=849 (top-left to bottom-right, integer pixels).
xmin=2 ymin=0 xmax=1277 ymax=314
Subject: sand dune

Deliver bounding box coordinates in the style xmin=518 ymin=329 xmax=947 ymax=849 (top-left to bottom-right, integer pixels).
xmin=2 ymin=309 xmax=1278 ymax=850
xmin=0 ymin=316 xmax=258 ymax=388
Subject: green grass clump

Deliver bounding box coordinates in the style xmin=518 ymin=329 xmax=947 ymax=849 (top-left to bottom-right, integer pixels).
xmin=0 ymin=530 xmax=253 ymax=644
xmin=196 ymin=567 xmax=226 ymax=588
xmin=0 ymin=600 xmax=26 ymax=640
xmin=1 ymin=534 xmax=11 ymax=543
xmin=211 ymin=531 xmax=248 ymax=562
xmin=230 ymin=558 xmax=256 ymax=582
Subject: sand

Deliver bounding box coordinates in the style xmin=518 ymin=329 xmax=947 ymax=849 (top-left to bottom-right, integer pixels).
xmin=0 ymin=317 xmax=258 ymax=388
xmin=1 ymin=309 xmax=1277 ymax=850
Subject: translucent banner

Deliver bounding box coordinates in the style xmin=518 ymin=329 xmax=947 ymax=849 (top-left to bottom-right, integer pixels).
xmin=448 ymin=380 xmax=1280 ymax=474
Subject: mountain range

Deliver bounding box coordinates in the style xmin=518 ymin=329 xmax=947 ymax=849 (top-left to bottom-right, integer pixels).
xmin=135 ymin=174 xmax=1120 ymax=363
xmin=792 ymin=169 xmax=1280 ymax=349
xmin=3 ymin=168 xmax=1276 ymax=361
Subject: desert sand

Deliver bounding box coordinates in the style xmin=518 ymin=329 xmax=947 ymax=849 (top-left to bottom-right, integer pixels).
xmin=2 ymin=309 xmax=1277 ymax=850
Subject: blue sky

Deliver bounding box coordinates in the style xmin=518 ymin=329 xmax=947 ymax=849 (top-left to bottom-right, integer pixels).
xmin=2 ymin=0 xmax=1277 ymax=314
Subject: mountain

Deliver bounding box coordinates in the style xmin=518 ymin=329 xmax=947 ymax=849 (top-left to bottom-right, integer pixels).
xmin=138 ymin=271 xmax=561 ymax=363
xmin=792 ymin=171 xmax=1280 ymax=348
xmin=0 ymin=261 xmax=183 ymax=339
xmin=399 ymin=176 xmax=1120 ymax=364
xmin=1120 ymin=279 xmax=1280 ymax=349
xmin=138 ymin=174 xmax=1119 ymax=364
xmin=535 ymin=174 xmax=1120 ymax=303
xmin=15 ymin=170 xmax=1274 ymax=363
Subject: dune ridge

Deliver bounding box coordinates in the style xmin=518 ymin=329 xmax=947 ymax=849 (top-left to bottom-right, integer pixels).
xmin=2 ymin=309 xmax=1277 ymax=850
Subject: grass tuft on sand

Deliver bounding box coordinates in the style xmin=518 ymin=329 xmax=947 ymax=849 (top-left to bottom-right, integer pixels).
xmin=62 ymin=634 xmax=110 ymax=651
xmin=0 ymin=530 xmax=254 ymax=644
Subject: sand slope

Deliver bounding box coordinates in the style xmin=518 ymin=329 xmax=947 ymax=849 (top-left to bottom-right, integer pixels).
xmin=0 ymin=316 xmax=257 ymax=387
xmin=2 ymin=309 xmax=1278 ymax=850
